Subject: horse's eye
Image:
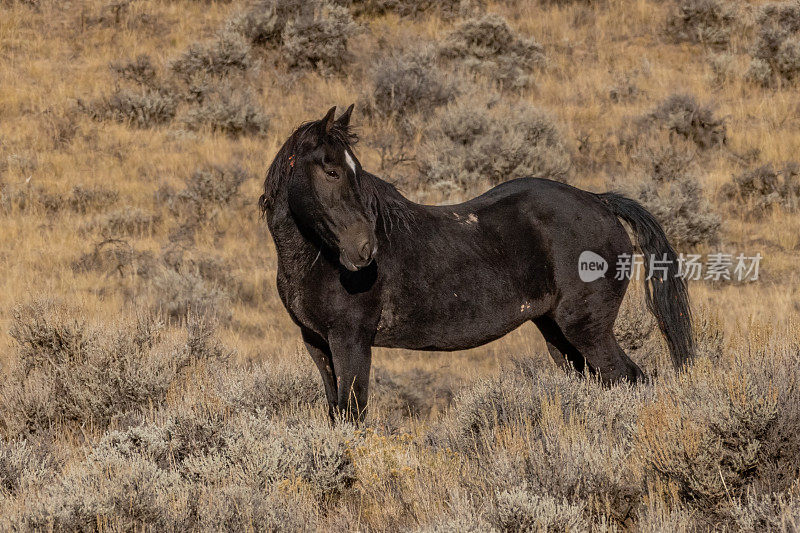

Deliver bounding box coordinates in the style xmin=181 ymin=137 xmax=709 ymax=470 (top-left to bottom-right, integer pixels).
xmin=326 ymin=170 xmax=339 ymax=179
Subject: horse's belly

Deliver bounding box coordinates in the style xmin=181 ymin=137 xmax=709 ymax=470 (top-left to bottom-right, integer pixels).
xmin=372 ymin=291 xmax=551 ymax=351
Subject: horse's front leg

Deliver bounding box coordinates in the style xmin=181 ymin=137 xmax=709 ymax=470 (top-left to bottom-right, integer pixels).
xmin=301 ymin=327 xmax=338 ymax=422
xmin=328 ymin=330 xmax=373 ymax=423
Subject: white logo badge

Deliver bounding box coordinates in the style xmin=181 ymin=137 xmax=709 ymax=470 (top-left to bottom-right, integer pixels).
xmin=578 ymin=251 xmax=608 ymax=282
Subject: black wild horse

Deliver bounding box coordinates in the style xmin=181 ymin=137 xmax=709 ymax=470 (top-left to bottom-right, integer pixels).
xmin=259 ymin=106 xmax=693 ymax=422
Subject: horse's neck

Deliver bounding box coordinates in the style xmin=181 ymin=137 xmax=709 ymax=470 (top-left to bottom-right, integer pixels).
xmin=269 ymin=208 xmax=322 ymax=276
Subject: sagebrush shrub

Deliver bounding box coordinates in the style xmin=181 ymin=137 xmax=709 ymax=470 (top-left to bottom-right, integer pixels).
xmin=729 ymin=487 xmax=800 ymax=531
xmin=708 ymin=51 xmax=736 ymax=84
xmin=414 ymin=490 xmax=494 ymax=532
xmin=748 ymin=29 xmax=800 ymax=86
xmin=632 ymin=139 xmax=698 ymax=183
xmin=167 ymin=164 xmax=249 ymax=222
xmin=439 ymin=14 xmax=545 ymax=89
xmin=721 ymin=163 xmax=800 ymax=215
xmin=640 ymin=94 xmax=727 ymax=150
xmin=83 ymin=206 xmax=161 ymax=238
xmin=229 ymin=0 xmax=306 ymax=46
xmin=215 ymin=358 xmax=324 ymax=416
xmin=183 ymin=82 xmax=269 ymax=137
xmin=13 ymin=412 xmax=355 ymax=530
xmin=493 ymin=488 xmax=587 ymax=532
xmin=80 ymin=87 xmax=178 ymax=128
xmin=282 ymin=3 xmax=358 ymax=72
xmin=28 ymin=439 xmax=194 ymax=531
xmin=110 ymin=54 xmax=158 ymax=87
xmin=67 ymin=184 xmax=119 ymax=214
xmin=0 ymin=301 xmax=224 ymax=436
xmin=72 ymin=240 xmax=157 ymax=279
xmin=432 ymin=360 xmax=647 ymax=526
xmin=758 ymin=0 xmax=800 ymax=33
xmin=171 ymin=31 xmax=253 ymax=80
xmin=628 ymin=172 xmax=721 ymax=247
xmin=151 ymin=268 xmax=232 ymax=322
xmin=636 ymin=499 xmax=696 ymax=533
xmin=419 ymin=97 xmax=571 ymax=189
xmin=194 ymin=484 xmax=320 ymax=531
xmin=638 ymin=348 xmax=800 ymax=526
xmin=230 ymin=0 xmax=357 ymax=72
xmin=343 ymin=0 xmax=484 ymax=18
xmin=665 ymin=0 xmax=738 ymax=47
xmin=0 ymin=438 xmax=57 ymax=497
xmin=747 ymin=1 xmax=800 ymax=85
xmin=366 ymin=48 xmax=458 ymax=119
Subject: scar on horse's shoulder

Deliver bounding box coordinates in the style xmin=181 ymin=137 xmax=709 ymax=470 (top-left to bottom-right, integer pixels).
xmin=451 ymin=212 xmax=478 ymax=225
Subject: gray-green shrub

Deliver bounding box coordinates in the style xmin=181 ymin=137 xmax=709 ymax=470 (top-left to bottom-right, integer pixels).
xmin=419 ymin=97 xmax=571 ymax=189
xmin=638 ymin=347 xmax=800 ymax=527
xmin=721 ymin=163 xmax=800 ymax=215
xmin=439 ymin=14 xmax=545 ymax=89
xmin=0 ymin=301 xmax=223 ymax=436
xmin=282 ymin=3 xmax=358 ymax=73
xmin=366 ymin=47 xmax=458 ymax=119
xmin=230 ymin=0 xmax=357 ymax=73
xmin=639 ymin=93 xmax=727 ymax=150
xmin=171 ymin=31 xmax=253 ymax=80
xmin=79 ymin=87 xmax=178 ymax=128
xmin=628 ymin=171 xmax=721 ymax=247
xmin=747 ymin=1 xmax=800 ymax=86
xmin=665 ymin=0 xmax=738 ymax=47
xmin=183 ymin=83 xmax=269 ymax=137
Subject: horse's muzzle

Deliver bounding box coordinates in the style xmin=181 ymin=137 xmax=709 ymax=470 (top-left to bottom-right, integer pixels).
xmin=339 ymin=238 xmax=377 ymax=271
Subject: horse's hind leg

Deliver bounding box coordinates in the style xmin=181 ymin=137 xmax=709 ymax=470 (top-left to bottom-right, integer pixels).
xmin=562 ymin=326 xmax=643 ymax=384
xmin=533 ymin=316 xmax=588 ymax=374
xmin=550 ymin=306 xmax=644 ymax=384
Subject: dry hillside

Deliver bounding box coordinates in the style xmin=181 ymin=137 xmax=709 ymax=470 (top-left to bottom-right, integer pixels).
xmin=1 ymin=0 xmax=800 ymax=530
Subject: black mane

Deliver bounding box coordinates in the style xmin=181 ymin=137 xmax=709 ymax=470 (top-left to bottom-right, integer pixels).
xmin=259 ymin=118 xmax=414 ymax=235
xmin=359 ymin=171 xmax=415 ymax=236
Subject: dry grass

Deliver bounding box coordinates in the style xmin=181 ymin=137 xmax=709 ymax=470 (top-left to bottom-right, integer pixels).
xmin=1 ymin=0 xmax=800 ymax=530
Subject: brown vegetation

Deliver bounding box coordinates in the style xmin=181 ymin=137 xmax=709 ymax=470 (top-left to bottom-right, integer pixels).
xmin=1 ymin=0 xmax=800 ymax=530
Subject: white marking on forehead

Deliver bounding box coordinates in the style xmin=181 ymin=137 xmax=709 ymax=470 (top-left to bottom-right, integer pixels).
xmin=344 ymin=149 xmax=356 ymax=174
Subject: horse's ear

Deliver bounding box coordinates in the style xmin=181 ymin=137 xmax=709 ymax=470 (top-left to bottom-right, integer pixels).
xmin=336 ymin=104 xmax=355 ymax=129
xmin=322 ymin=106 xmax=337 ymax=134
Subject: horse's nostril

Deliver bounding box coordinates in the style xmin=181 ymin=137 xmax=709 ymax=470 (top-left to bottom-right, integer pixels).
xmin=359 ymin=240 xmax=372 ymax=261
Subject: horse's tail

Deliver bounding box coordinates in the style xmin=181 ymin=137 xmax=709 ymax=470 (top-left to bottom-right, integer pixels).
xmin=599 ymin=192 xmax=694 ymax=370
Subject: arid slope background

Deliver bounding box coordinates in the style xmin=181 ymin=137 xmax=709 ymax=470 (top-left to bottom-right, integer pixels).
xmin=1 ymin=0 xmax=800 ymax=530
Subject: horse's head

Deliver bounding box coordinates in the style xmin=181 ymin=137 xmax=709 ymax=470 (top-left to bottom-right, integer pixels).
xmin=264 ymin=105 xmax=377 ymax=271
